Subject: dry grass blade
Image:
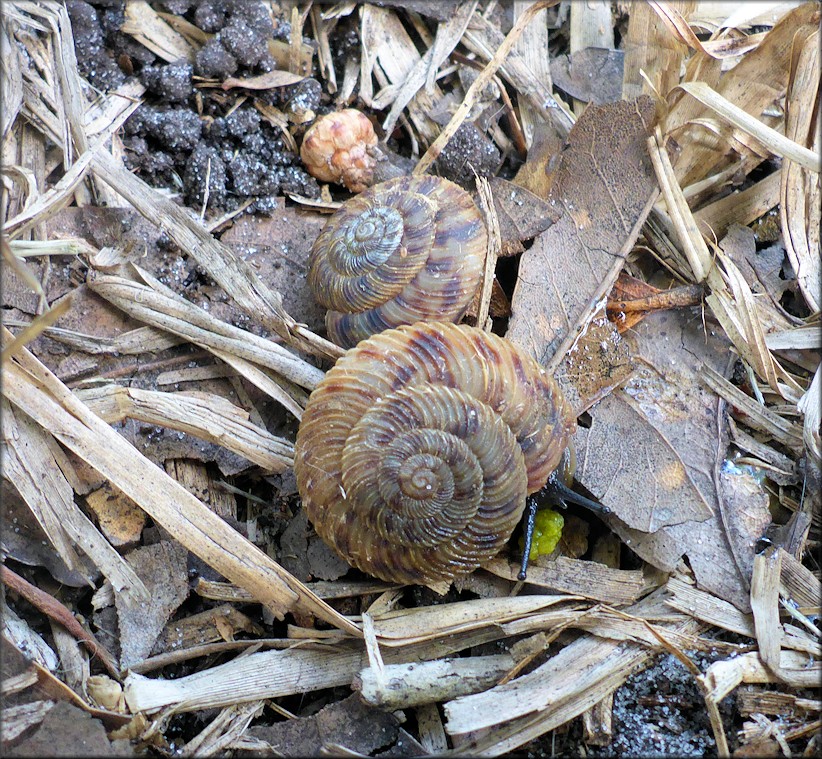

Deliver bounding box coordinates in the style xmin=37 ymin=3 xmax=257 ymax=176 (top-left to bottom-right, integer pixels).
xmin=1 ymin=396 xmax=148 ymax=604
xmin=8 ymin=238 xmax=95 ymax=257
xmin=765 ymin=325 xmax=822 ymax=351
xmin=647 ymin=1 xmax=765 ymax=60
xmin=4 ymin=144 xmax=97 ymax=239
xmin=700 ymin=649 xmax=820 ymax=705
xmin=512 ymin=0 xmax=553 ymax=147
xmin=666 ymin=577 xmax=755 ymax=637
xmin=372 ymin=596 xmax=576 ymax=645
xmin=460 ymin=11 xmax=573 ymax=138
xmin=693 ymin=169 xmax=782 ymax=240
xmin=381 ymin=2 xmax=476 ymax=139
xmin=701 ymin=364 xmax=804 ymax=452
xmin=121 ymin=0 xmax=195 ymax=63
xmin=444 ymin=589 xmax=706 ymax=752
xmin=622 ymin=0 xmax=688 ymax=101
xmin=89 ymin=151 xmax=342 ymax=362
xmin=750 ymin=548 xmax=784 ymax=675
xmin=797 ymin=364 xmax=821 ymax=462
xmin=75 ymin=385 xmax=294 ymax=473
xmin=650 ymin=128 xmax=803 ymax=398
xmin=484 ymin=557 xmax=647 ymax=605
xmin=780 ymin=26 xmax=821 ymax=313
xmin=183 ymin=702 xmax=265 ymax=757
xmin=209 ymin=348 xmax=307 ymax=421
xmin=1 ymin=332 xmax=359 ymax=634
xmin=359 ymin=5 xmax=438 ymax=142
xmin=1 ymin=13 xmax=24 ymax=140
xmin=677 ymin=81 xmax=820 ymax=172
xmin=3 ymin=1 xmax=818 ymax=753
xmin=48 ymin=2 xmax=89 ymax=162
xmin=2 ymin=322 xmax=183 ymax=356
xmin=87 ymin=270 xmax=325 ymax=391
xmin=708 ymin=248 xmax=803 ymax=397
xmin=1 ymin=241 xmax=46 ymax=303
xmin=474 ymin=176 xmax=500 ymax=331
xmin=414 ymin=0 xmax=557 ymax=175
xmin=779 ymin=548 xmax=822 ymax=612
xmin=124 ymin=648 xmax=368 ymax=715
xmin=123 ymin=627 xmax=505 ymax=715
xmin=648 ymin=128 xmax=712 ymax=281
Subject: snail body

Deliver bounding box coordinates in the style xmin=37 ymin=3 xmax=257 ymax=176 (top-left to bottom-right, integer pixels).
xmin=293 ymin=322 xmax=575 ymax=586
xmin=307 ymin=176 xmax=486 ymax=348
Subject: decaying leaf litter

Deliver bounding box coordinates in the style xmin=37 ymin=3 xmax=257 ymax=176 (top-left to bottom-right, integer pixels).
xmin=1 ymin=0 xmax=819 ymax=755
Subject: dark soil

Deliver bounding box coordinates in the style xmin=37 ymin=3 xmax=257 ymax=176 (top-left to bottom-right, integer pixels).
xmin=67 ymin=0 xmax=324 ymax=214
xmin=66 ymin=0 xmax=517 ymax=221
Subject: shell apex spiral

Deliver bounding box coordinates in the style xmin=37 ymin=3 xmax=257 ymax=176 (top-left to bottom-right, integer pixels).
xmin=307 ymin=176 xmax=487 ymax=348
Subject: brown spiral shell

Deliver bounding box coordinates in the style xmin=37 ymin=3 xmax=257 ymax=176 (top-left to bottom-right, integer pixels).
xmin=293 ymin=322 xmax=575 ymax=586
xmin=307 ymin=175 xmax=486 ymax=349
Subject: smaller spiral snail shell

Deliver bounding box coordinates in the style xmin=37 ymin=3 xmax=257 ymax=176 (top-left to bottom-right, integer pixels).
xmin=293 ymin=322 xmax=575 ymax=586
xmin=307 ymin=176 xmax=487 ymax=348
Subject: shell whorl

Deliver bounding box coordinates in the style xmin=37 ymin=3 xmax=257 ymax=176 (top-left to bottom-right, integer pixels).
xmin=307 ymin=176 xmax=486 ymax=348
xmin=293 ymin=322 xmax=575 ymax=586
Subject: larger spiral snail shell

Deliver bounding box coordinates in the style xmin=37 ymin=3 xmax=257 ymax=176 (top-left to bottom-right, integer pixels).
xmin=307 ymin=176 xmax=486 ymax=348
xmin=293 ymin=322 xmax=575 ymax=586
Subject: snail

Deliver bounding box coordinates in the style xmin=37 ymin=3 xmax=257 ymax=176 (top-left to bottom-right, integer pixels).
xmin=293 ymin=321 xmax=576 ymax=586
xmin=307 ymin=175 xmax=487 ymax=349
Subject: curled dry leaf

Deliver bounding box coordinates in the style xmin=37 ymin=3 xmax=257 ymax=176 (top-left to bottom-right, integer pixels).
xmin=221 ymin=70 xmax=305 ymax=90
xmin=606 ymin=272 xmax=704 ymax=333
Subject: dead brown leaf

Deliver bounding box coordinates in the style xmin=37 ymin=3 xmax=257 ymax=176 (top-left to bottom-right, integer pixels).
xmin=487 ymin=176 xmax=560 ymax=256
xmin=248 ymin=694 xmax=399 ymax=756
xmin=85 ymin=483 xmax=146 ymax=548
xmin=551 ymin=48 xmax=624 ymax=105
xmin=279 ymin=509 xmax=350 ymax=583
xmin=115 ymin=541 xmax=189 ymax=670
xmin=506 ymin=96 xmax=658 ymax=371
xmin=553 ymin=312 xmax=636 ymax=415
xmin=576 ymin=308 xmax=774 ymax=610
xmin=219 ymin=205 xmax=328 ymax=333
xmin=575 ymin=390 xmax=714 ymax=532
